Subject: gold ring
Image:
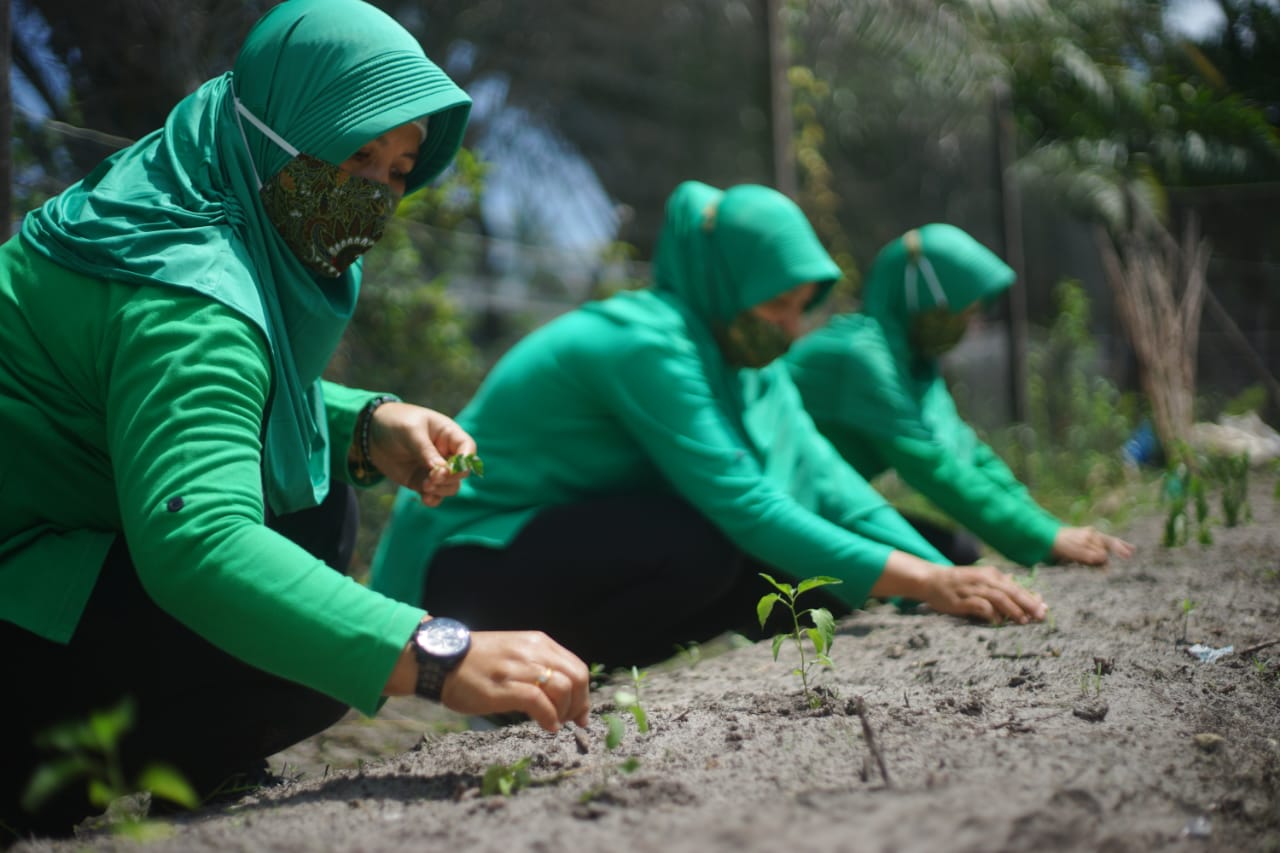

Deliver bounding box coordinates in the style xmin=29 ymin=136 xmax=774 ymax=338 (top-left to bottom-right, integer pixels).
xmin=536 ymin=666 xmax=553 ymax=686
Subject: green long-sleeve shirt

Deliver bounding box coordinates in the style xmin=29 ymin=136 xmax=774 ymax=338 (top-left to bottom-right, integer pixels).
xmin=0 ymin=237 xmax=424 ymax=715
xmin=785 ymin=225 xmax=1062 ymax=566
xmin=372 ymin=288 xmax=946 ymax=611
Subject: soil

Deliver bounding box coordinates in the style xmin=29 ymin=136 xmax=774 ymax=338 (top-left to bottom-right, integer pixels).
xmin=13 ymin=480 xmax=1280 ymax=853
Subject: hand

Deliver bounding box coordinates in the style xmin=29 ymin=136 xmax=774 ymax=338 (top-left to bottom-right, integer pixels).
xmin=920 ymin=564 xmax=1048 ymax=625
xmin=441 ymin=631 xmax=591 ymax=733
xmin=1051 ymin=526 xmax=1134 ymax=567
xmin=368 ymin=402 xmax=477 ymax=506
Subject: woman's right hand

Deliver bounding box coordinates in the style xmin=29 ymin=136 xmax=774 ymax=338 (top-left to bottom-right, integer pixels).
xmin=872 ymin=550 xmax=1047 ymax=626
xmin=440 ymin=630 xmax=591 ymax=732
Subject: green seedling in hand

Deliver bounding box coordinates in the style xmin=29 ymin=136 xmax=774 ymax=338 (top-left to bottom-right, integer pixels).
xmin=445 ymin=453 xmax=484 ymax=476
xmin=757 ymin=573 xmax=842 ymax=707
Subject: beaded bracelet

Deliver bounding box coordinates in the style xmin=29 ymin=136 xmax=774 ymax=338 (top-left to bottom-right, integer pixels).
xmin=351 ymin=394 xmax=397 ymax=485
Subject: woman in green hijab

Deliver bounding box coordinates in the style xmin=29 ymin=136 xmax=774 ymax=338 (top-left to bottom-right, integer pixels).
xmin=785 ymin=224 xmax=1133 ymax=568
xmin=372 ymin=183 xmax=1046 ymax=669
xmin=1 ymin=0 xmax=588 ymax=837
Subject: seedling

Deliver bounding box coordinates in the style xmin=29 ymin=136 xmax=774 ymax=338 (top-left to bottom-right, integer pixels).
xmin=1179 ymin=597 xmax=1197 ymax=644
xmin=444 ymin=453 xmax=484 ymax=476
xmin=757 ymin=573 xmax=842 ymax=707
xmin=481 ymin=756 xmax=532 ymax=797
xmin=611 ymin=667 xmax=650 ymax=735
xmin=580 ymin=712 xmax=641 ymax=803
xmin=23 ymin=698 xmax=198 ymax=835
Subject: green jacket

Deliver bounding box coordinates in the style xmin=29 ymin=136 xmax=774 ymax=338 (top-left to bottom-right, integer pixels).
xmin=785 ymin=224 xmax=1061 ymax=566
xmin=372 ymin=183 xmax=947 ymax=611
xmin=0 ymin=237 xmax=424 ymax=716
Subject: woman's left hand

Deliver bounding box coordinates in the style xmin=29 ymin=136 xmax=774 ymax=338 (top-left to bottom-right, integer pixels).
xmin=368 ymin=402 xmax=477 ymax=506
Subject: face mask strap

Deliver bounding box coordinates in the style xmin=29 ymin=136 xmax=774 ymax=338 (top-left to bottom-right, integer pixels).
xmin=901 ymin=229 xmax=949 ymax=314
xmin=232 ymin=89 xmax=301 ymax=190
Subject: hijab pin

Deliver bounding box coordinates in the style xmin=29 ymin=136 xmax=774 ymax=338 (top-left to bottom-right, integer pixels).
xmin=701 ymin=201 xmax=719 ymax=232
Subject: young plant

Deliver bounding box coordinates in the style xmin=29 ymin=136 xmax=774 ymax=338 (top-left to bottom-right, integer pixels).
xmin=481 ymin=756 xmax=532 ymax=797
xmin=610 ymin=667 xmax=650 ymax=735
xmin=580 ymin=712 xmax=641 ymax=803
xmin=1179 ymin=597 xmax=1197 ymax=644
xmin=757 ymin=573 xmax=842 ymax=707
xmin=22 ymin=698 xmax=198 ymax=834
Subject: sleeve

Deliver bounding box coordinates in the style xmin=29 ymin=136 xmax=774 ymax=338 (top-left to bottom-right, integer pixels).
xmin=104 ymin=292 xmax=424 ymax=715
xmin=594 ymin=334 xmax=900 ymax=609
xmin=875 ymin=417 xmax=1062 ymax=566
xmin=321 ymin=380 xmax=399 ymax=487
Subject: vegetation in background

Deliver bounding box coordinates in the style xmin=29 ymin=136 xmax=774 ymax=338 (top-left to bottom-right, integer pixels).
xmin=991 ymin=280 xmax=1144 ymax=525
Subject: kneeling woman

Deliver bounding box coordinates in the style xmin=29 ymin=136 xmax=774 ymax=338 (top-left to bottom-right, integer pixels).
xmin=373 ymin=181 xmax=1046 ymax=668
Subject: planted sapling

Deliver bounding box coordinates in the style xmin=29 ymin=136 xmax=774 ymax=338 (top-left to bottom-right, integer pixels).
xmin=1179 ymin=597 xmax=1197 ymax=644
xmin=757 ymin=573 xmax=842 ymax=708
xmin=481 ymin=756 xmax=532 ymax=797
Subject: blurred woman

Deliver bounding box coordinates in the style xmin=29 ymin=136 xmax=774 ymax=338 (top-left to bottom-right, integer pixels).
xmin=373 ymin=183 xmax=1046 ymax=669
xmin=785 ymin=224 xmax=1132 ymax=567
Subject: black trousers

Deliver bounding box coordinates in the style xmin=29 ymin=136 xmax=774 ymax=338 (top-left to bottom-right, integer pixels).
xmin=901 ymin=513 xmax=982 ymax=566
xmin=424 ymin=494 xmax=848 ymax=669
xmin=0 ymin=485 xmax=359 ymax=841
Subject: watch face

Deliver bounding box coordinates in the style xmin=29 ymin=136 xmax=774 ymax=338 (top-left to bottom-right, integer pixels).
xmin=418 ymin=617 xmax=470 ymax=658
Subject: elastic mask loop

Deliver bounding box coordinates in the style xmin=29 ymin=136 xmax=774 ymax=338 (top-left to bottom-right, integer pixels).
xmin=232 ymin=92 xmax=301 ymax=189
xmin=902 ymin=229 xmax=948 ymax=313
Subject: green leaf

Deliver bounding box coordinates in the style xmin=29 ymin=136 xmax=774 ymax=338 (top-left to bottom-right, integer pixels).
xmin=806 ymin=626 xmax=825 ymax=655
xmin=603 ymin=714 xmax=625 ymax=751
xmin=796 ymin=576 xmax=843 ymax=595
xmin=20 ymin=757 xmax=91 ymax=812
xmin=630 ymin=705 xmax=650 ymax=735
xmin=619 ymin=756 xmax=641 ymax=774
xmin=137 ymin=764 xmax=199 ymax=809
xmin=87 ymin=778 xmax=118 ymax=809
xmin=810 ymin=607 xmax=836 ymax=650
xmin=613 ymin=689 xmax=637 ymax=707
xmin=770 ymin=633 xmax=786 ymax=661
xmin=756 ymin=593 xmax=781 ymax=627
xmin=89 ymin=699 xmax=135 ymax=750
xmin=757 ymin=573 xmax=793 ymax=597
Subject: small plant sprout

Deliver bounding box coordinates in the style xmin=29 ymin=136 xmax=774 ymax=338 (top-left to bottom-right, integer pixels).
xmin=1180 ymin=597 xmax=1197 ymax=644
xmin=611 ymin=667 xmax=650 ymax=735
xmin=481 ymin=756 xmax=532 ymax=797
xmin=23 ymin=697 xmax=198 ymax=835
xmin=757 ymin=573 xmax=842 ymax=707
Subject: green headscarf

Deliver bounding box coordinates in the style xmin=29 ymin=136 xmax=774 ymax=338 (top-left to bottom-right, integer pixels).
xmin=790 ymin=224 xmax=1014 ymax=448
xmin=652 ymin=181 xmax=840 ymax=328
xmin=21 ymin=0 xmax=471 ymax=514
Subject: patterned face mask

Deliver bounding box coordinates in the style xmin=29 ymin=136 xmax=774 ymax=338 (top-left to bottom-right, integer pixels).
xmin=235 ymin=98 xmax=400 ymax=277
xmin=716 ymin=310 xmax=793 ymax=368
xmin=909 ymin=307 xmax=970 ymax=358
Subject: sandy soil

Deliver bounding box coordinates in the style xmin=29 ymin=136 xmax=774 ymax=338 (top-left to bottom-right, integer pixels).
xmin=13 ymin=481 xmax=1280 ymax=853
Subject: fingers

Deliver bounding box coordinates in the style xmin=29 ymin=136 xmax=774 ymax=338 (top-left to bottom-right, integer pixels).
xmin=1104 ymin=534 xmax=1135 ymax=559
xmin=933 ymin=566 xmax=1047 ymax=625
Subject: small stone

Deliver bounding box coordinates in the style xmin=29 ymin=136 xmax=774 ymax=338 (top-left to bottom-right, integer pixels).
xmin=1072 ymin=700 xmax=1109 ymax=722
xmin=1192 ymin=732 xmax=1225 ymax=752
xmin=886 ymin=644 xmax=905 ymax=659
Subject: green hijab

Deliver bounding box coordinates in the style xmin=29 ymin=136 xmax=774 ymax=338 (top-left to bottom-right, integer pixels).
xmin=21 ymin=0 xmax=471 ymax=514
xmin=791 ymin=223 xmax=1014 ymax=446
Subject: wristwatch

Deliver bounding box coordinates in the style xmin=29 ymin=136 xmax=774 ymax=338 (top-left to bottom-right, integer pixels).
xmin=411 ymin=617 xmax=471 ymax=702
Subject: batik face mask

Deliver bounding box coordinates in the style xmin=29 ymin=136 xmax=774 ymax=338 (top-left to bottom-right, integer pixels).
xmin=909 ymin=307 xmax=970 ymax=358
xmin=716 ymin=310 xmax=793 ymax=368
xmin=235 ymin=98 xmax=400 ymax=277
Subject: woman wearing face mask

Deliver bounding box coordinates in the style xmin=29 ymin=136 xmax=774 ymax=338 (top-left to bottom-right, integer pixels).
xmin=371 ymin=183 xmax=1047 ymax=670
xmin=785 ymin=224 xmax=1133 ymax=569
xmin=0 ymin=0 xmax=589 ymax=838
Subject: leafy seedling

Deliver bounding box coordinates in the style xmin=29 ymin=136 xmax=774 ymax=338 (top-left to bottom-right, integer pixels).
xmin=445 ymin=453 xmax=484 ymax=476
xmin=581 ymin=712 xmax=641 ymax=803
xmin=611 ymin=667 xmax=650 ymax=735
xmin=757 ymin=573 xmax=842 ymax=708
xmin=481 ymin=756 xmax=532 ymax=797
xmin=23 ymin=698 xmax=198 ymax=835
